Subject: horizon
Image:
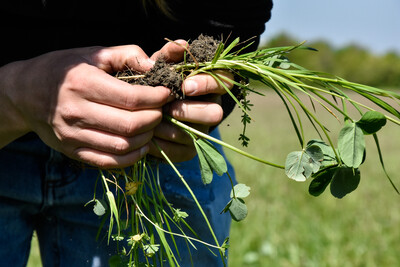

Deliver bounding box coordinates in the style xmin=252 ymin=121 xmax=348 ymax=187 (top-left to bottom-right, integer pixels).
xmin=261 ymin=0 xmax=400 ymax=55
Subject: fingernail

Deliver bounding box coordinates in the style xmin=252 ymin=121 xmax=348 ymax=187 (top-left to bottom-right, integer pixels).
xmin=140 ymin=145 xmax=149 ymax=158
xmin=183 ymin=79 xmax=198 ymax=95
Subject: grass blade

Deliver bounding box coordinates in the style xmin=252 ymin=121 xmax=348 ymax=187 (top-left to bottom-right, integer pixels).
xmin=373 ymin=133 xmax=400 ymax=194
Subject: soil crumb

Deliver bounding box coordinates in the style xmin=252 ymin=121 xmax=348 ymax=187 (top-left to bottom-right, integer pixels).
xmin=118 ymin=34 xmax=221 ymax=99
xmin=138 ymin=59 xmax=183 ymax=99
xmin=187 ymin=34 xmax=220 ymax=63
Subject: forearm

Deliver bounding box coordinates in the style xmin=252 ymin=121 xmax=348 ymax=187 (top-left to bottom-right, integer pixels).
xmin=0 ymin=61 xmax=30 ymax=148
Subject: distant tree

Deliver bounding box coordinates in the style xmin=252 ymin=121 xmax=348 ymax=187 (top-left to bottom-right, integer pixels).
xmin=260 ymin=33 xmax=400 ymax=88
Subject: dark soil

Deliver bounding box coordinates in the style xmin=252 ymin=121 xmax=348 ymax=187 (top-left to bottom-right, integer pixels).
xmin=186 ymin=34 xmax=220 ymax=63
xmin=118 ymin=34 xmax=221 ymax=99
xmin=138 ymin=59 xmax=183 ymax=99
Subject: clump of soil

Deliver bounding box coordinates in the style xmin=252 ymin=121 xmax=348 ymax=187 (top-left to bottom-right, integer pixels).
xmin=118 ymin=34 xmax=221 ymax=99
xmin=138 ymin=59 xmax=183 ymax=99
xmin=186 ymin=34 xmax=220 ymax=63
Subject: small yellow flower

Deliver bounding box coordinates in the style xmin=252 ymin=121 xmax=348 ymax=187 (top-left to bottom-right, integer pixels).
xmin=131 ymin=234 xmax=144 ymax=242
xmin=125 ymin=181 xmax=142 ymax=195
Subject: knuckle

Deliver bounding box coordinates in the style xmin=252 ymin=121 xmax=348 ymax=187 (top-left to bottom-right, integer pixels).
xmin=64 ymin=64 xmax=91 ymax=87
xmin=59 ymin=105 xmax=82 ymax=123
xmin=56 ymin=129 xmax=74 ymax=143
xmin=111 ymin=138 xmax=130 ymax=154
xmin=52 ymin=120 xmax=78 ymax=143
xmin=118 ymin=117 xmax=140 ymax=136
xmin=117 ymin=110 xmax=162 ymax=136
xmin=122 ymin=91 xmax=140 ymax=111
xmin=202 ymin=75 xmax=216 ymax=94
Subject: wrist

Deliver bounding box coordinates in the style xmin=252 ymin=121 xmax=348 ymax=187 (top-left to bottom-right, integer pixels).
xmin=0 ymin=61 xmax=30 ymax=147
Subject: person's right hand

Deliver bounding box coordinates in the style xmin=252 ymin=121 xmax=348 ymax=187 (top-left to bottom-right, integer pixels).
xmin=0 ymin=45 xmax=173 ymax=168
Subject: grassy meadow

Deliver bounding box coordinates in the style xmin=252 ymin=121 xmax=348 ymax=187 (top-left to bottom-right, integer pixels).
xmin=221 ymin=89 xmax=400 ymax=267
xmin=27 ymin=90 xmax=400 ymax=267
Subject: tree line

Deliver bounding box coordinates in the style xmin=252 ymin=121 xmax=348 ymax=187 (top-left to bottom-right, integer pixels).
xmin=261 ymin=33 xmax=400 ymax=88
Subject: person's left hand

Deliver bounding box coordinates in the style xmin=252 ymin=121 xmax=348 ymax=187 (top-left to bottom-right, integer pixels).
xmin=148 ymin=39 xmax=234 ymax=162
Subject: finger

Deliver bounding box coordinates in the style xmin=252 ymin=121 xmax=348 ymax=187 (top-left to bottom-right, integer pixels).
xmin=57 ymin=100 xmax=163 ymax=137
xmin=89 ymin=45 xmax=155 ymax=73
xmin=148 ymin=138 xmax=197 ymax=163
xmin=64 ymin=64 xmax=172 ymax=110
xmin=73 ymin=145 xmax=149 ymax=169
xmin=153 ymin=121 xmax=193 ymax=145
xmin=182 ymin=70 xmax=234 ymax=96
xmin=166 ymin=100 xmax=223 ymax=126
xmin=62 ymin=129 xmax=153 ymax=156
xmin=150 ymin=39 xmax=188 ymax=62
xmin=154 ymin=121 xmax=209 ymax=145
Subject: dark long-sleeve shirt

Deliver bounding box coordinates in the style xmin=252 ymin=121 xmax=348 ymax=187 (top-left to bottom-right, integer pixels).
xmin=0 ymin=0 xmax=273 ymax=140
xmin=0 ymin=0 xmax=273 ymax=64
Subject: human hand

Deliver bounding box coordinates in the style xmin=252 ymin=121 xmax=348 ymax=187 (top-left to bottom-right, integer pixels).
xmin=1 ymin=45 xmax=173 ymax=168
xmin=148 ymin=40 xmax=234 ymax=162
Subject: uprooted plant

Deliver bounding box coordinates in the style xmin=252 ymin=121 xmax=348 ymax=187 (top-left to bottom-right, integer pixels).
xmin=87 ymin=34 xmax=400 ymax=266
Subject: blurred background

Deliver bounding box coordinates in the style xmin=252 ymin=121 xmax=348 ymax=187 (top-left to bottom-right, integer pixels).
xmin=262 ymin=0 xmax=400 ymax=55
xmin=260 ymin=0 xmax=400 ymax=88
xmin=222 ymin=1 xmax=400 ymax=266
xmin=28 ymin=1 xmax=400 ymax=266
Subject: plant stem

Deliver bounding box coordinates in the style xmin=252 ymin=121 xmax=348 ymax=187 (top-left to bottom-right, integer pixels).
xmin=164 ymin=115 xmax=285 ymax=169
xmin=151 ymin=139 xmax=227 ymax=266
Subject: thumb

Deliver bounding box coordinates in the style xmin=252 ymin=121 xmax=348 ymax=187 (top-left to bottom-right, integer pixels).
xmin=89 ymin=45 xmax=155 ymax=73
xmin=151 ymin=39 xmax=188 ymax=62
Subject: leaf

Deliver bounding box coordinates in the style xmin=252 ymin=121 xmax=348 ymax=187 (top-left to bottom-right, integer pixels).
xmin=275 ymin=89 xmax=304 ymax=148
xmin=338 ymin=122 xmax=365 ymax=168
xmin=230 ymin=183 xmax=251 ymax=199
xmin=279 ymin=58 xmax=291 ymax=69
xmin=307 ymin=139 xmax=337 ymax=167
xmin=229 ymin=198 xmax=248 ymax=222
xmin=173 ymin=208 xmax=189 ymax=222
xmin=106 ymin=191 xmax=119 ymax=218
xmin=194 ymin=140 xmax=213 ymax=184
xmin=221 ymin=237 xmax=230 ymax=256
xmin=221 ymin=199 xmax=232 ymax=214
xmin=196 ymin=138 xmax=228 ymax=176
xmin=356 ymin=111 xmax=387 ymax=135
xmin=87 ymin=199 xmax=108 ymax=216
xmin=220 ymin=37 xmax=240 ymax=58
xmin=285 ymin=151 xmax=308 ymax=181
xmin=355 ymin=90 xmax=400 ymax=119
xmin=309 ymin=167 xmax=337 ymax=197
xmin=373 ymin=134 xmax=400 ymax=194
xmin=106 ymin=191 xmax=120 ymax=238
xmin=128 ymin=233 xmax=146 ymax=246
xmin=330 ymin=166 xmax=360 ymax=199
xmin=285 ymin=146 xmax=323 ymax=181
xmin=239 ymin=69 xmax=265 ymax=81
xmin=212 ymin=42 xmax=225 ymax=64
xmin=111 ymin=234 xmax=124 ymax=242
xmin=305 ymin=145 xmax=324 ymax=173
xmin=143 ymin=244 xmax=160 ymax=257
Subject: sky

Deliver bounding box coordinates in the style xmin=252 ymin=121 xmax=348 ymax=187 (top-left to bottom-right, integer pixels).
xmin=261 ymin=0 xmax=400 ymax=55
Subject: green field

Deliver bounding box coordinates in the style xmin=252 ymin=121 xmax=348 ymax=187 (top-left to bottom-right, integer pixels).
xmin=28 ymin=91 xmax=400 ymax=266
xmin=221 ymin=91 xmax=400 ymax=267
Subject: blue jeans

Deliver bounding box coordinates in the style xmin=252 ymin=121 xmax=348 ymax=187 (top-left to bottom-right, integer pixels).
xmin=0 ymin=129 xmax=235 ymax=267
